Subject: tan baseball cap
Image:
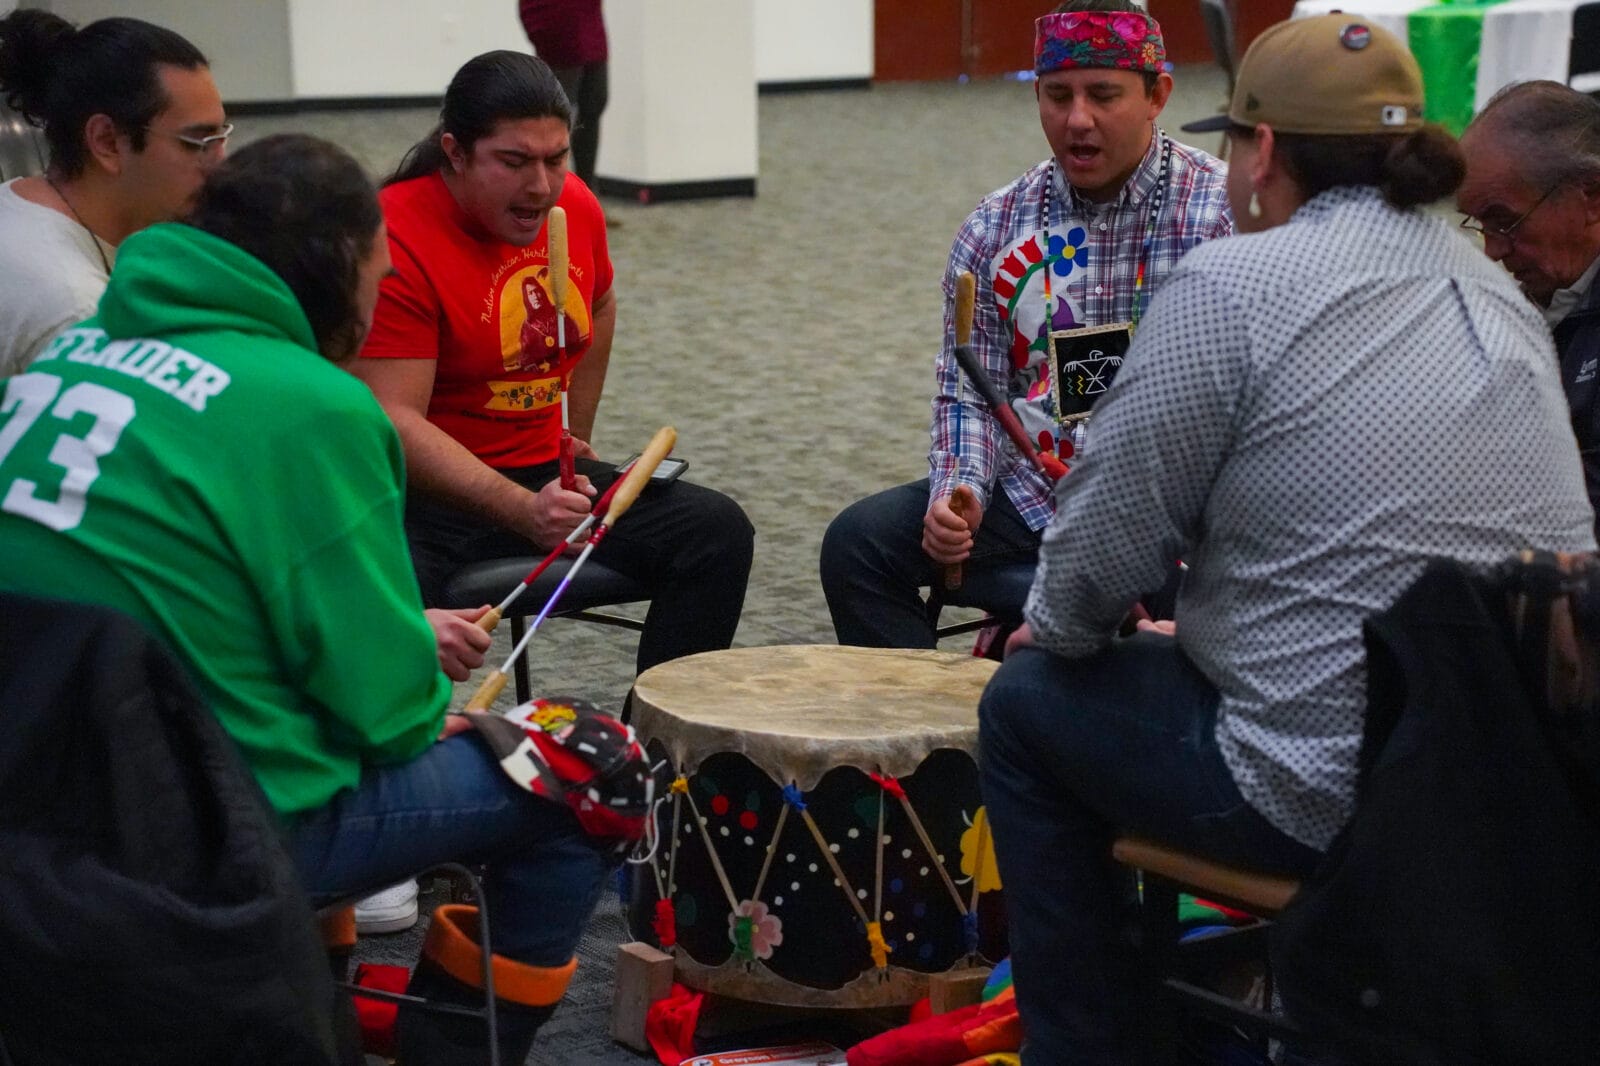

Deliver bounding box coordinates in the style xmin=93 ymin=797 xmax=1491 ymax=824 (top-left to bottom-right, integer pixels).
xmin=1182 ymin=14 xmax=1424 ymax=135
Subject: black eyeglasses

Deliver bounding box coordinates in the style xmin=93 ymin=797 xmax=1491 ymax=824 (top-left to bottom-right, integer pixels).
xmin=143 ymin=122 xmax=234 ymax=154
xmin=1459 ymin=183 xmax=1560 ymax=242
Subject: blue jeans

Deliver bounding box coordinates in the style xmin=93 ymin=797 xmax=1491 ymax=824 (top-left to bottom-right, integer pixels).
xmin=284 ymin=734 xmax=612 ymax=967
xmin=979 ymin=639 xmax=1324 ymax=1065
xmin=820 ymin=479 xmax=1039 ymax=647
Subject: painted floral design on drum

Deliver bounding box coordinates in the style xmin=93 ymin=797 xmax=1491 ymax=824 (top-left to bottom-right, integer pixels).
xmin=958 ymin=806 xmax=1002 ymax=895
xmin=728 ymin=899 xmax=783 ymax=960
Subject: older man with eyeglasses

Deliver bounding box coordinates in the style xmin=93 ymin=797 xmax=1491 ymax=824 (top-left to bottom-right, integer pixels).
xmin=1461 ymin=81 xmax=1600 ymax=532
xmin=0 ymin=10 xmax=228 ymax=378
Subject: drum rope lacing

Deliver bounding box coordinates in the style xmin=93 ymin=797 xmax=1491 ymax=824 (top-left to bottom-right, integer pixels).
xmin=638 ymin=767 xmax=993 ymax=972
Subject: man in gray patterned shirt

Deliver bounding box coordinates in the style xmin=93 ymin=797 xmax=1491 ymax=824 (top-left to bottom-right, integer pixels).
xmin=978 ymin=16 xmax=1596 ymax=1061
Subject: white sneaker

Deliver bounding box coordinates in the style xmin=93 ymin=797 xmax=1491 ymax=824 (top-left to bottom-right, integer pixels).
xmin=354 ymin=879 xmax=419 ymax=934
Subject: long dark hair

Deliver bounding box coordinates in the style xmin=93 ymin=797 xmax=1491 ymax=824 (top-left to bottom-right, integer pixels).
xmin=1232 ymin=124 xmax=1465 ymax=209
xmin=187 ymin=135 xmax=382 ymax=363
xmin=0 ymin=10 xmax=207 ymax=178
xmin=386 ymin=50 xmax=572 ymax=186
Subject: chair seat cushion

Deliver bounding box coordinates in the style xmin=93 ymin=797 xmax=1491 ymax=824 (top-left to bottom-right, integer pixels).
xmin=438 ymin=557 xmax=649 ymax=616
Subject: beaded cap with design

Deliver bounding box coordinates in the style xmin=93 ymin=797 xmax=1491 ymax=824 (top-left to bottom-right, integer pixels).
xmin=1034 ymin=11 xmax=1167 ymax=76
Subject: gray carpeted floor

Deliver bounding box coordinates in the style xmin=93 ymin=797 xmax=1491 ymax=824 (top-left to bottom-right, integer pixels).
xmin=255 ymin=67 xmax=1230 ymax=1064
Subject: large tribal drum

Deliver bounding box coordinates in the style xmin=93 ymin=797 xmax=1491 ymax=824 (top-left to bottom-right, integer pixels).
xmin=626 ymin=645 xmax=1005 ymax=1008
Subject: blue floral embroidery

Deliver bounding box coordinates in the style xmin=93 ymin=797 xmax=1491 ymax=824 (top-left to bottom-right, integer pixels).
xmin=1048 ymin=227 xmax=1089 ymax=278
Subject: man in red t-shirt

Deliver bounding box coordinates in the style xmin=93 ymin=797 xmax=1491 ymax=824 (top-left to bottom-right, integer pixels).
xmin=519 ymin=0 xmax=608 ymax=187
xmin=357 ymin=50 xmax=753 ymax=675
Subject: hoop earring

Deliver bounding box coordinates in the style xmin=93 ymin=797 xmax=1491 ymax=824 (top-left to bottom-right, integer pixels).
xmin=1248 ymin=192 xmax=1262 ymax=220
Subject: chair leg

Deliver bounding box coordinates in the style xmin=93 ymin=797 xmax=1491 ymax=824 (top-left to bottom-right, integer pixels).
xmin=1130 ymin=873 xmax=1183 ymax=1066
xmin=511 ymin=615 xmax=531 ymax=704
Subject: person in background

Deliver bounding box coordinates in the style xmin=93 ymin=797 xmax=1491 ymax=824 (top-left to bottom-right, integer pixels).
xmin=1460 ymin=81 xmax=1600 ymax=535
xmin=519 ymin=0 xmax=609 ymax=189
xmin=0 ymin=10 xmax=226 ymax=376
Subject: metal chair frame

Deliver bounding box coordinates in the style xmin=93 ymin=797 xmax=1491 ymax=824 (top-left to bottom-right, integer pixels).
xmin=330 ymin=863 xmax=503 ymax=1066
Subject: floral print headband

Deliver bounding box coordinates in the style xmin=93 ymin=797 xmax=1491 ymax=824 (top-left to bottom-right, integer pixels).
xmin=1034 ymin=11 xmax=1167 ymax=75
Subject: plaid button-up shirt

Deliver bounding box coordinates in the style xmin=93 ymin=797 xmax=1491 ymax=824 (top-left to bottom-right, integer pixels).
xmin=929 ymin=131 xmax=1232 ymax=529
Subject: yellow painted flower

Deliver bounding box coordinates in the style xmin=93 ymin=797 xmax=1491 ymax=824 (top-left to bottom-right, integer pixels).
xmin=959 ymin=806 xmax=1002 ymax=893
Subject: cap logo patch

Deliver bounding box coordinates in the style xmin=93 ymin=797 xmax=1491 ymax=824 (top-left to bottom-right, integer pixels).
xmin=1245 ymin=92 xmax=1261 ymax=112
xmin=1381 ymin=105 xmax=1408 ymax=126
xmin=1340 ymin=23 xmax=1371 ymax=50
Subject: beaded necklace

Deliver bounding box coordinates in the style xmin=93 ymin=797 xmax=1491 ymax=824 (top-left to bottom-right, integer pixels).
xmin=1040 ymin=131 xmax=1173 ymax=337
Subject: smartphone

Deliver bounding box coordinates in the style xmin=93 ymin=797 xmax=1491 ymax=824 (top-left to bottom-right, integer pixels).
xmin=616 ymin=452 xmax=688 ymax=484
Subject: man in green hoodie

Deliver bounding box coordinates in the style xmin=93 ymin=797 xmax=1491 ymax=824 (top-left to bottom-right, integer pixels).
xmin=0 ymin=134 xmax=609 ymax=1064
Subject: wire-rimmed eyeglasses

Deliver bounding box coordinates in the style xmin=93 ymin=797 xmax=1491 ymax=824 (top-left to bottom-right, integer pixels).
xmin=144 ymin=122 xmax=234 ymax=154
xmin=1459 ymin=183 xmax=1561 ymax=242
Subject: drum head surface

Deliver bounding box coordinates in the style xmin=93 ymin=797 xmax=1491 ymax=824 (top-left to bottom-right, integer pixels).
xmin=631 ymin=645 xmax=996 ymax=788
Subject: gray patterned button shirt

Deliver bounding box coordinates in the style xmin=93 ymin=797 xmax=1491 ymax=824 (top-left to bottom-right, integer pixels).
xmin=1024 ymin=186 xmax=1596 ymax=850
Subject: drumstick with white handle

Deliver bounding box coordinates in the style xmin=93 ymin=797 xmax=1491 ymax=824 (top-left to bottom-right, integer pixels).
xmin=548 ymin=206 xmax=577 ymax=491
xmin=463 ymin=427 xmax=676 ymax=711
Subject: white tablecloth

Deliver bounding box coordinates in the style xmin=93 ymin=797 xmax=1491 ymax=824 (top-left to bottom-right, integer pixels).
xmin=1289 ymin=0 xmax=1433 ymax=39
xmin=1477 ymin=0 xmax=1584 ymax=106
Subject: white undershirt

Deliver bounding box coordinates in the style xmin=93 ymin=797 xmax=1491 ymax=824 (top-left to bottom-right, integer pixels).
xmin=1545 ymin=253 xmax=1600 ymax=329
xmin=0 ymin=178 xmax=117 ymax=378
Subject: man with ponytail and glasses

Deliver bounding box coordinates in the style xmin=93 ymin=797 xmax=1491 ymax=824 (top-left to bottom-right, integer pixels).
xmin=356 ymin=50 xmax=753 ymax=676
xmin=977 ymin=17 xmax=1593 ymax=1060
xmin=0 ymin=10 xmax=227 ymax=377
xmin=821 ymin=0 xmax=1230 ymax=650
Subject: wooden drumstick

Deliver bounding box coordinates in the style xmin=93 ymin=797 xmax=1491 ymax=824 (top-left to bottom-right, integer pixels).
xmin=943 ymin=272 xmax=978 ymax=590
xmin=548 ymin=206 xmax=577 ymax=491
xmin=474 ymin=470 xmax=633 ymax=633
xmin=464 ymin=428 xmax=677 ymax=711
xmin=951 ymin=343 xmax=1065 ymax=482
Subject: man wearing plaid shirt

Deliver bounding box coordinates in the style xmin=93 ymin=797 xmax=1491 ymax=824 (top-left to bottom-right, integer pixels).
xmin=821 ymin=0 xmax=1232 ymax=648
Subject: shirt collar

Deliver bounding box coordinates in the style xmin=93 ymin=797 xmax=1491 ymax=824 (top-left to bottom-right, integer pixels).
xmin=1544 ymin=253 xmax=1600 ymax=328
xmin=1059 ymin=127 xmax=1165 ymax=213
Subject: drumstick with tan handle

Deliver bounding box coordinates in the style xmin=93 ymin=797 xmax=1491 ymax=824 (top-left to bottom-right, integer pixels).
xmin=473 ymin=463 xmax=638 ymax=633
xmin=943 ymin=272 xmax=979 ymax=591
xmin=549 ymin=206 xmax=578 ymax=491
xmin=464 ymin=427 xmax=676 ymax=711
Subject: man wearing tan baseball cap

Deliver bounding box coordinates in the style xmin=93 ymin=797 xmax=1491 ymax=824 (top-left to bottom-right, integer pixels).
xmin=978 ymin=14 xmax=1592 ymax=1063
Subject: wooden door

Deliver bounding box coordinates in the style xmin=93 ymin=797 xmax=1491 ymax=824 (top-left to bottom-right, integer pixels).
xmin=875 ymin=0 xmax=965 ymax=82
xmin=1145 ymin=1 xmax=1212 ymax=65
xmin=969 ymin=0 xmax=1041 ymax=77
xmin=875 ymin=0 xmax=1289 ymax=83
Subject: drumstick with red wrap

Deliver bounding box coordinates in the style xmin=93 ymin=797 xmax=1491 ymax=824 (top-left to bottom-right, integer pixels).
xmin=473 ymin=467 xmax=634 ymax=633
xmin=950 ymin=340 xmax=1068 ymax=483
xmin=464 ymin=427 xmax=676 ymax=711
xmin=548 ymin=206 xmax=577 ymax=491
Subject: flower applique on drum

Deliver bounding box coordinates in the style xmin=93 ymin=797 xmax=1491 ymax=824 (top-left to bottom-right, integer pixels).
xmin=626 ymin=645 xmax=1005 ymax=1008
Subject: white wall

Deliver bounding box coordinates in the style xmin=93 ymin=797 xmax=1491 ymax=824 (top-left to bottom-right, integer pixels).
xmin=753 ymin=0 xmax=873 ymax=83
xmin=286 ymin=0 xmax=527 ymax=99
xmin=32 ymin=0 xmax=873 ymax=98
xmin=599 ymin=0 xmax=757 ymax=184
xmin=40 ymin=0 xmax=294 ymax=102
